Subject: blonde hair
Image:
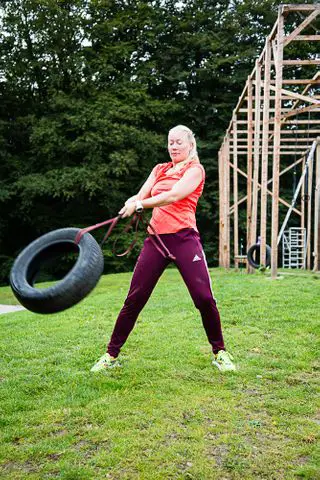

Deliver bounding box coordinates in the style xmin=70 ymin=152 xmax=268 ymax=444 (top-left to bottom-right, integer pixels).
xmin=168 ymin=125 xmax=199 ymax=162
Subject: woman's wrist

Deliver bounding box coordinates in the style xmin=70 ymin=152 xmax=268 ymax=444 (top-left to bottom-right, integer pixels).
xmin=135 ymin=200 xmax=144 ymax=213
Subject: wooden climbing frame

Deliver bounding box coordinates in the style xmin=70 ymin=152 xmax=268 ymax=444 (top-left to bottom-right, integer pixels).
xmin=218 ymin=4 xmax=320 ymax=278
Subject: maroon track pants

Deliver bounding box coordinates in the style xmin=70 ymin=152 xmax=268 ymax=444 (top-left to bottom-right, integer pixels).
xmin=107 ymin=228 xmax=225 ymax=357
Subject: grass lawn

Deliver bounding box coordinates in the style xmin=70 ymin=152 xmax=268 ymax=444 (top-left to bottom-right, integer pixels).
xmin=0 ymin=268 xmax=319 ymax=479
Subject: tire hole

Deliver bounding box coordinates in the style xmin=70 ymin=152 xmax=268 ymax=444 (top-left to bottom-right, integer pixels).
xmin=27 ymin=242 xmax=80 ymax=287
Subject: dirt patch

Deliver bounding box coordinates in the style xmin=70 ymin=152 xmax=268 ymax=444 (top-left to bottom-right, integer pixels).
xmin=208 ymin=445 xmax=229 ymax=466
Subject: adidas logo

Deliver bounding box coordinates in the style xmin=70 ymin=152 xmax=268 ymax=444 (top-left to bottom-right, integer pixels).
xmin=192 ymin=254 xmax=202 ymax=262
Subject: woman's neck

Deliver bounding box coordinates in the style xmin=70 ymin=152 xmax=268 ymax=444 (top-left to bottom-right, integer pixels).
xmin=172 ymin=157 xmax=192 ymax=167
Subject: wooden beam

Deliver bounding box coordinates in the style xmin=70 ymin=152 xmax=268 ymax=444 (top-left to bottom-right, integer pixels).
xmin=283 ymin=5 xmax=320 ymax=12
xmin=230 ymin=151 xmax=309 ymax=155
xmin=277 ymin=141 xmax=318 ymax=248
xmin=238 ymin=108 xmax=314 ymax=113
xmin=271 ymin=10 xmax=284 ymax=279
xmin=314 ymin=141 xmax=320 ymax=271
xmin=269 ymin=85 xmax=320 ymax=105
xmin=230 ymin=145 xmax=312 ymax=149
xmin=281 ymin=104 xmax=320 ymax=120
xmin=247 ymin=76 xmax=254 ymax=273
xmin=230 ymin=130 xmax=320 ymax=134
xmin=220 ymin=143 xmax=228 ymax=268
xmin=245 ymin=95 xmax=320 ymax=101
xmin=225 ymin=138 xmax=230 ymax=268
xmin=218 ymin=149 xmax=224 ymax=267
xmin=236 ymin=120 xmax=320 ymax=124
xmin=284 ymin=9 xmax=320 ymax=47
xmin=232 ymin=114 xmax=239 ymax=269
xmin=273 ymin=60 xmax=320 ymax=65
xmin=231 ymin=138 xmax=314 ymax=143
xmin=293 ymin=35 xmax=320 ymax=41
xmin=251 ymin=60 xmax=262 ymax=250
xmin=228 ymin=162 xmax=302 ymax=216
xmin=307 ymin=152 xmax=314 ymax=269
xmin=273 ymin=79 xmax=320 ymax=85
xmin=301 ymin=157 xmax=305 ymax=235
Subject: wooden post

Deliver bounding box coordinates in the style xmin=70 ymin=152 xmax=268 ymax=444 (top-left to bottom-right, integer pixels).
xmin=260 ymin=38 xmax=271 ymax=266
xmin=306 ymin=152 xmax=314 ymax=269
xmin=225 ymin=137 xmax=230 ymax=268
xmin=219 ymin=143 xmax=228 ymax=268
xmin=233 ymin=113 xmax=239 ymax=269
xmin=251 ymin=60 xmax=262 ymax=255
xmin=314 ymin=140 xmax=320 ymax=271
xmin=271 ymin=9 xmax=284 ymax=279
xmin=301 ymin=157 xmax=305 ymax=232
xmin=247 ymin=78 xmax=254 ymax=273
xmin=218 ymin=148 xmax=224 ymax=267
xmin=219 ymin=140 xmax=230 ymax=268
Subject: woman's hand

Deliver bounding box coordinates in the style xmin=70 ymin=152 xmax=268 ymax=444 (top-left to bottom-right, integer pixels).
xmin=118 ymin=201 xmax=136 ymax=218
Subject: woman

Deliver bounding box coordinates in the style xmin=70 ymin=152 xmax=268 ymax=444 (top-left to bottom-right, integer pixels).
xmin=91 ymin=125 xmax=236 ymax=373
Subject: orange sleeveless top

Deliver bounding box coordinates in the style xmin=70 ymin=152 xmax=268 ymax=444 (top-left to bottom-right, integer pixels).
xmin=147 ymin=160 xmax=205 ymax=234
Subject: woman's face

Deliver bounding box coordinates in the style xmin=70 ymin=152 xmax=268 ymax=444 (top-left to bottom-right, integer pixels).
xmin=168 ymin=130 xmax=193 ymax=163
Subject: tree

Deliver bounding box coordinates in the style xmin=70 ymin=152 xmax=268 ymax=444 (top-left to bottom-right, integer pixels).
xmin=0 ymin=0 xmax=314 ymax=283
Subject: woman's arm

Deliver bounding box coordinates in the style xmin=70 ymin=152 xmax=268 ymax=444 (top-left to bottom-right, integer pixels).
xmin=120 ymin=167 xmax=202 ymax=217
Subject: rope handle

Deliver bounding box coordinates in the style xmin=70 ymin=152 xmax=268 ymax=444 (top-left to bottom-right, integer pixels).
xmin=74 ymin=213 xmax=176 ymax=260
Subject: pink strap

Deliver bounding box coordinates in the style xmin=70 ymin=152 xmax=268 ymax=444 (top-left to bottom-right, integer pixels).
xmin=74 ymin=213 xmax=175 ymax=260
xmin=75 ymin=216 xmax=120 ymax=244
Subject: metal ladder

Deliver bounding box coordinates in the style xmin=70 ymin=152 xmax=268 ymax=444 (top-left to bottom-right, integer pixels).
xmin=282 ymin=227 xmax=306 ymax=268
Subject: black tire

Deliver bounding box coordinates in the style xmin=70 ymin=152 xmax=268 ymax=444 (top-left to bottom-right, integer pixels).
xmin=9 ymin=228 xmax=104 ymax=314
xmin=247 ymin=243 xmax=271 ymax=269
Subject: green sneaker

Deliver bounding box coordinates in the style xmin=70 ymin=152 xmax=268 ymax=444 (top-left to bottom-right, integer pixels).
xmin=212 ymin=350 xmax=236 ymax=372
xmin=90 ymin=353 xmax=121 ymax=372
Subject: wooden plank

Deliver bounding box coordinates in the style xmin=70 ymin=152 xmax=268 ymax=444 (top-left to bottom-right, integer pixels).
xmin=218 ymin=149 xmax=224 ymax=267
xmin=277 ymin=142 xmax=318 ymax=246
xmin=314 ymin=142 xmax=320 ymax=271
xmin=283 ymin=5 xmax=320 ymax=12
xmin=232 ymin=114 xmax=239 ymax=269
xmin=272 ymin=60 xmax=320 ymax=65
xmin=281 ymin=129 xmax=320 ymax=133
xmin=225 ymin=138 xmax=230 ymax=268
xmin=230 ymin=145 xmax=311 ymax=149
xmin=284 ymin=9 xmax=320 ymax=47
xmin=251 ymin=60 xmax=262 ymax=251
xmin=271 ymin=10 xmax=284 ymax=279
xmin=261 ymin=39 xmax=271 ymax=266
xmin=238 ymin=108 xmax=311 ymax=112
xmin=231 ymin=138 xmax=314 ymax=143
xmin=236 ymin=120 xmax=320 ymax=124
xmin=229 ymin=191 xmax=301 ymax=217
xmin=293 ymin=35 xmax=320 ymax=41
xmin=281 ymin=104 xmax=320 ymax=120
xmin=271 ymin=39 xmax=278 ymax=74
xmin=247 ymin=76 xmax=254 ymax=273
xmin=301 ymin=157 xmax=305 ymax=234
xmin=228 ymin=162 xmax=302 ymax=216
xmin=219 ymin=141 xmax=231 ymax=268
xmin=307 ymin=152 xmax=314 ymax=269
xmin=230 ymin=130 xmax=320 ymax=134
xmin=266 ymin=120 xmax=320 ymax=125
xmin=230 ymin=152 xmax=309 ymax=155
xmin=245 ymin=95 xmax=320 ymax=100
xmin=273 ymin=79 xmax=320 ymax=84
xmin=269 ymin=85 xmax=320 ymax=105
xmin=220 ymin=143 xmax=227 ymax=267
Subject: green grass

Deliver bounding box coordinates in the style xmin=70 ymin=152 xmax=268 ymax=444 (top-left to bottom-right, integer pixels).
xmin=0 ymin=268 xmax=319 ymax=480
